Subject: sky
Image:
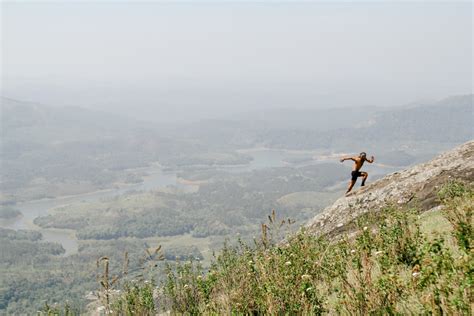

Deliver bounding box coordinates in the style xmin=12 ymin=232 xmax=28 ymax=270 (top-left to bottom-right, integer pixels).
xmin=1 ymin=1 xmax=472 ymax=122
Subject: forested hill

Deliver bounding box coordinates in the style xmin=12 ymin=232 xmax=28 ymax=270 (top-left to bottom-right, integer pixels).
xmin=251 ymin=94 xmax=473 ymax=151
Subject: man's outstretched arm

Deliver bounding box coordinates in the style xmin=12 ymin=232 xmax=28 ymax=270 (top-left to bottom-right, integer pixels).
xmin=366 ymin=156 xmax=375 ymax=163
xmin=340 ymin=156 xmax=356 ymax=163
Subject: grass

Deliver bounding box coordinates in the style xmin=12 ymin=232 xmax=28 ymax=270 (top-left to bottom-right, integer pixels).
xmin=145 ymin=234 xmax=215 ymax=266
xmin=44 ymin=181 xmax=473 ymax=315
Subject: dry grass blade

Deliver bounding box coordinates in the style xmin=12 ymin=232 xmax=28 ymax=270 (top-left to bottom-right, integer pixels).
xmin=154 ymin=245 xmax=162 ymax=254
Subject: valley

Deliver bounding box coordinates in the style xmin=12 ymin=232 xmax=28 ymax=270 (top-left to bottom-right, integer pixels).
xmin=0 ymin=95 xmax=471 ymax=314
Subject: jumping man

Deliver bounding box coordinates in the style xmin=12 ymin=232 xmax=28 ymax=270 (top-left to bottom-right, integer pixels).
xmin=340 ymin=152 xmax=375 ymax=195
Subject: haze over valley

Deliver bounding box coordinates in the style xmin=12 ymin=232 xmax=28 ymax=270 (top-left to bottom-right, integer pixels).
xmin=1 ymin=1 xmax=472 ymax=314
xmin=1 ymin=93 xmax=472 ymax=313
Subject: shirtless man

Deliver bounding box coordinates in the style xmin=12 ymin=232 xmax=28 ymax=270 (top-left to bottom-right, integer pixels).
xmin=340 ymin=152 xmax=374 ymax=195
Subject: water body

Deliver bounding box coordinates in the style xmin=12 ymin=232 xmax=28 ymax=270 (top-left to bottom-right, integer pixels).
xmin=0 ymin=149 xmax=400 ymax=256
xmin=0 ymin=169 xmax=183 ymax=256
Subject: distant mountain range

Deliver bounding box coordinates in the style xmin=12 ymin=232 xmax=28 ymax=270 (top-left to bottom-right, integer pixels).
xmin=1 ymin=94 xmax=472 ymax=202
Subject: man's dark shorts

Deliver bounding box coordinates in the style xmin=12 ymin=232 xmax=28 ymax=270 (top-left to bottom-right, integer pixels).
xmin=351 ymin=171 xmax=362 ymax=181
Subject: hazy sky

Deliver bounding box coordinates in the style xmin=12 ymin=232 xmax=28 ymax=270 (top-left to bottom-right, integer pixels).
xmin=1 ymin=1 xmax=472 ymax=121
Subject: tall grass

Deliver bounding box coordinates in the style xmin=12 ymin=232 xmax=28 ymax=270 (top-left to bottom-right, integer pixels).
xmin=42 ymin=181 xmax=470 ymax=315
xmin=154 ymin=181 xmax=472 ymax=314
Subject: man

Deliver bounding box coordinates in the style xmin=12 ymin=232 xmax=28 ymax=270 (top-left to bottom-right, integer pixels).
xmin=340 ymin=152 xmax=374 ymax=195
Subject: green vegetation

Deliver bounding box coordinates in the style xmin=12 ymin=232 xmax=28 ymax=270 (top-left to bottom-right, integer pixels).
xmin=0 ymin=234 xmax=168 ymax=314
xmin=33 ymin=164 xmax=347 ymax=241
xmin=0 ymin=228 xmax=67 ymax=313
xmin=108 ymin=181 xmax=472 ymax=314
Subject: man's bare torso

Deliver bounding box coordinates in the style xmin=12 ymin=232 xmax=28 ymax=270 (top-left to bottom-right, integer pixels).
xmin=352 ymin=157 xmax=366 ymax=171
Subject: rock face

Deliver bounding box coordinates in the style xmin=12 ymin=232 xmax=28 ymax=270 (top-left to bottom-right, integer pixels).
xmin=306 ymin=141 xmax=474 ymax=236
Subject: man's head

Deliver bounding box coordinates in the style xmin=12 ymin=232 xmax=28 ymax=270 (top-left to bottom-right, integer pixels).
xmin=360 ymin=152 xmax=367 ymax=159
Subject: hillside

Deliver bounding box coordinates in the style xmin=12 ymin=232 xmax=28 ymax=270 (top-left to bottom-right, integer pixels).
xmin=79 ymin=142 xmax=473 ymax=315
xmin=307 ymin=140 xmax=474 ymax=236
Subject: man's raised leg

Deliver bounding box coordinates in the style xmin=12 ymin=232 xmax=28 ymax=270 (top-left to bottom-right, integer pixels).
xmin=361 ymin=172 xmax=368 ymax=186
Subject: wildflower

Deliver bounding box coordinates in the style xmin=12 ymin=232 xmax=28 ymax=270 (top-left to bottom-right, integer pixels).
xmin=183 ymin=284 xmax=190 ymax=289
xmin=412 ymin=272 xmax=420 ymax=278
xmin=285 ymin=261 xmax=292 ymax=266
xmin=306 ymin=287 xmax=313 ymax=292
xmin=197 ymin=275 xmax=202 ymax=280
xmin=363 ymin=226 xmax=368 ymax=231
xmin=248 ymin=260 xmax=253 ymax=265
xmin=375 ymin=251 xmax=383 ymax=256
xmin=350 ymin=249 xmax=356 ymax=254
xmin=337 ymin=223 xmax=343 ymax=228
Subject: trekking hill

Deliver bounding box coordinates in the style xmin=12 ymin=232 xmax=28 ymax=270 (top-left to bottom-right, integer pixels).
xmin=82 ymin=140 xmax=473 ymax=315
xmin=306 ymin=140 xmax=474 ymax=237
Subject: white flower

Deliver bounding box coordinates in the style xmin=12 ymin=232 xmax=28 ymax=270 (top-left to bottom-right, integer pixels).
xmin=363 ymin=226 xmax=368 ymax=231
xmin=375 ymin=251 xmax=383 ymax=256
xmin=412 ymin=272 xmax=420 ymax=278
xmin=350 ymin=249 xmax=356 ymax=254
xmin=306 ymin=287 xmax=313 ymax=292
xmin=285 ymin=261 xmax=292 ymax=266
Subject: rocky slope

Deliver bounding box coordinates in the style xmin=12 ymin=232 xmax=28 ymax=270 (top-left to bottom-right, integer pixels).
xmin=306 ymin=140 xmax=474 ymax=236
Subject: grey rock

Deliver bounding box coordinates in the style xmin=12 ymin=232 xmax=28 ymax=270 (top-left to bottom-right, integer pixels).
xmin=306 ymin=141 xmax=474 ymax=236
